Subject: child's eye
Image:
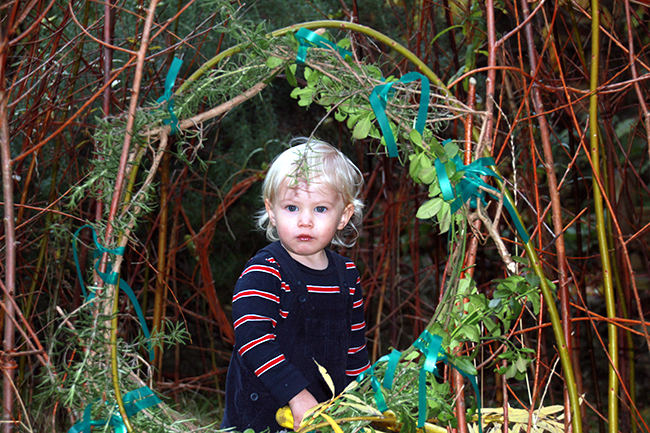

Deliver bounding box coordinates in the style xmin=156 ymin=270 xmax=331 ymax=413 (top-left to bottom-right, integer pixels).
xmin=286 ymin=205 xmax=298 ymax=212
xmin=314 ymin=206 xmax=327 ymax=213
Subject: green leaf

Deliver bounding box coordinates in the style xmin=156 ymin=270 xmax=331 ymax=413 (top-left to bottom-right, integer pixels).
xmin=430 ymin=136 xmax=446 ymax=159
xmin=418 ymin=158 xmax=435 ymax=184
xmin=337 ymin=38 xmax=351 ymax=49
xmin=286 ymin=64 xmax=297 ymax=87
xmin=483 ymin=316 xmax=501 ymax=337
xmin=515 ymin=356 xmax=529 ymax=373
xmin=352 ymin=115 xmax=372 ymax=139
xmin=409 ymin=153 xmax=422 ymax=180
xmin=438 ymin=203 xmax=452 ymax=233
xmin=488 ymin=298 xmax=501 ymax=309
xmin=505 ymin=363 xmax=518 ymax=379
xmin=416 ymin=197 xmax=443 ymax=220
xmin=444 ymin=140 xmax=460 ymax=159
xmin=297 ymin=97 xmax=312 ymax=107
xmin=409 ymin=129 xmax=423 ymax=148
xmin=334 ymin=109 xmax=347 ymax=122
xmin=525 ymin=273 xmax=540 ymax=288
xmin=265 ymin=56 xmax=284 ymax=68
xmin=346 ymin=110 xmax=362 ymax=130
xmin=366 ymin=65 xmax=383 ymax=79
xmin=289 ymin=87 xmax=302 ymax=99
xmin=528 ymin=291 xmax=540 ymax=315
xmin=452 ymin=357 xmax=477 ymax=376
xmin=306 ymin=67 xmax=320 ymax=86
xmin=428 ymin=181 xmax=441 ymax=197
xmin=460 ymin=324 xmax=479 ymax=342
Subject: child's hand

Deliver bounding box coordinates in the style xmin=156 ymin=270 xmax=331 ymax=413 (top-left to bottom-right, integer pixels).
xmin=288 ymin=388 xmax=318 ymax=431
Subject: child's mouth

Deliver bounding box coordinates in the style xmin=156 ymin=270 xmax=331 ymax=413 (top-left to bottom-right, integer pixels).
xmin=297 ymin=235 xmax=312 ymax=241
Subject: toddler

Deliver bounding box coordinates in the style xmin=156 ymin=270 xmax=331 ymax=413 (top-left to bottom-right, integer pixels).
xmin=222 ymin=137 xmax=370 ymax=432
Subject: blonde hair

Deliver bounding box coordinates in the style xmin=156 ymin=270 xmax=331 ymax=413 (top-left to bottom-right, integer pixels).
xmin=257 ymin=137 xmax=364 ymax=247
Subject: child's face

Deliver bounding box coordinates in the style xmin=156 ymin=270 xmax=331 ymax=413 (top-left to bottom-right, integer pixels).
xmin=265 ymin=179 xmax=354 ymax=269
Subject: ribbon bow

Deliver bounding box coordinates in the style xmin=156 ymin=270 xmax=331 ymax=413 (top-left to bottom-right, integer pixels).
xmin=413 ymin=331 xmax=443 ymax=428
xmin=434 ymin=153 xmax=530 ymax=243
xmin=369 ymin=71 xmax=430 ymax=158
xmin=356 ymin=349 xmax=401 ymax=413
xmin=413 ymin=331 xmax=483 ymax=433
xmin=294 ymin=28 xmax=352 ymax=64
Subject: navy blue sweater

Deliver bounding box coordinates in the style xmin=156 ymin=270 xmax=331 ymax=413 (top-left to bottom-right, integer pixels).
xmin=222 ymin=242 xmax=370 ymax=432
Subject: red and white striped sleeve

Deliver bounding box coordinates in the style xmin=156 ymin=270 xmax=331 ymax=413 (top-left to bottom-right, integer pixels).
xmin=232 ymin=254 xmax=309 ymax=403
xmin=345 ymin=262 xmax=370 ymax=377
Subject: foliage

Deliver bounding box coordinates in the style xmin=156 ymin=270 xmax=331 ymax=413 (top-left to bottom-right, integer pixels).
xmin=33 ymin=290 xmax=196 ymax=432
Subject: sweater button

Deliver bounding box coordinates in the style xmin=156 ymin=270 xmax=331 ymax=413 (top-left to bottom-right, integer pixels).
xmin=298 ymin=295 xmax=307 ymax=303
xmin=250 ymin=392 xmax=259 ymax=401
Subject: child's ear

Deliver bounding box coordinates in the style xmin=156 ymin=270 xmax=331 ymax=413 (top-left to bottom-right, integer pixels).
xmin=265 ymin=199 xmax=276 ymax=226
xmin=337 ymin=203 xmax=355 ymax=230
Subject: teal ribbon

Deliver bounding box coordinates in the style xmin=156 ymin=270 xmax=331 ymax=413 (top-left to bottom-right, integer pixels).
xmin=73 ymin=225 xmax=125 ymax=299
xmin=358 ymin=333 xmax=482 ymax=432
xmin=434 ymin=154 xmax=530 ymax=243
xmin=72 ymin=225 xmax=155 ymax=362
xmin=369 ymin=72 xmax=430 ymax=158
xmin=123 ymin=386 xmax=163 ymax=417
xmin=382 ymin=349 xmax=401 ymax=389
xmin=357 ymin=355 xmax=389 ymax=412
xmin=413 ymin=332 xmax=442 ymax=428
xmin=413 ymin=331 xmax=483 ymax=433
xmin=356 ymin=349 xmax=401 ymax=412
xmin=68 ymin=387 xmax=161 ymax=433
xmin=294 ymin=28 xmax=352 ymax=64
xmin=156 ymin=57 xmax=183 ymax=134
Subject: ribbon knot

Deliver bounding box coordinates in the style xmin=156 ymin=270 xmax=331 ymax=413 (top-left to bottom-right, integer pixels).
xmin=369 ymin=71 xmax=430 ymax=158
xmin=72 ymin=225 xmax=155 ymax=362
xmin=413 ymin=331 xmax=442 ymax=428
xmin=294 ymin=28 xmax=352 ymax=64
xmin=434 ymin=153 xmax=530 ymax=243
xmin=356 ymin=349 xmax=401 ymax=413
xmin=413 ymin=331 xmax=483 ymax=432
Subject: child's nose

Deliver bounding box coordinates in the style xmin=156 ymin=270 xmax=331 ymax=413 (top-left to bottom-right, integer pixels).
xmin=297 ymin=210 xmax=313 ymax=227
